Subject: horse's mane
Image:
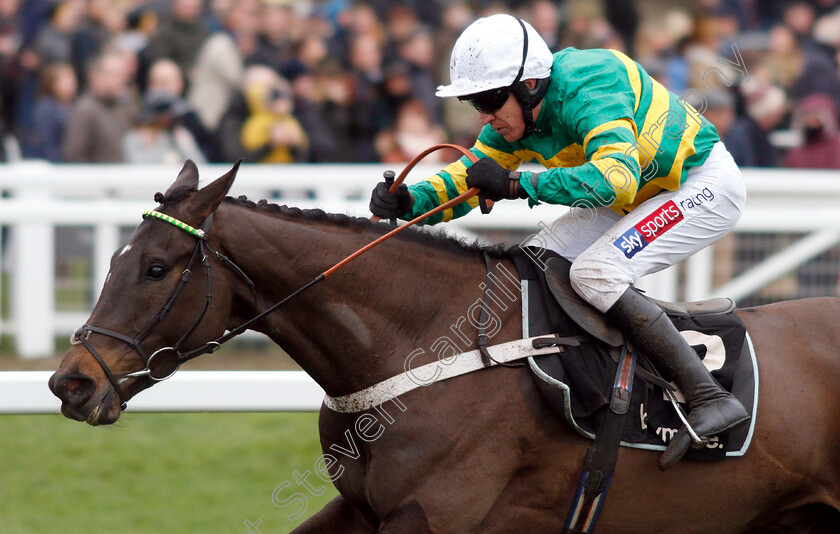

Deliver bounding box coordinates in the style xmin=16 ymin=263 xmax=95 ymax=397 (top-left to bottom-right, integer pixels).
xmin=222 ymin=195 xmax=511 ymax=259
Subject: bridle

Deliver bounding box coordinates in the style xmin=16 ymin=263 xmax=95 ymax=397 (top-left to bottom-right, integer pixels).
xmin=75 ymin=144 xmax=481 ymax=411
xmin=73 ymin=209 xmax=255 ymax=410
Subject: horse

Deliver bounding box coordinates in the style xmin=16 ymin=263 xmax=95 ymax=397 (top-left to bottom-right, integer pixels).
xmin=49 ymin=161 xmax=840 ymax=533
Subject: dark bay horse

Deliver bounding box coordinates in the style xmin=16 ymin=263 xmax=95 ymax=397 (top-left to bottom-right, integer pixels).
xmin=50 ymin=162 xmax=840 ymax=532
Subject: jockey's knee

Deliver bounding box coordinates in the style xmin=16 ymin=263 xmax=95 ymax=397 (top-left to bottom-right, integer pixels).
xmin=569 ymin=254 xmax=632 ymax=313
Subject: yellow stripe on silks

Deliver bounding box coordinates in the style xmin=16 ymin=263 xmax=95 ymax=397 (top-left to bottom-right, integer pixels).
xmin=474 ymin=140 xmax=522 ymax=170
xmin=620 ymin=181 xmax=666 ymax=212
xmin=512 ymin=145 xmax=586 ymax=169
xmin=590 ymin=158 xmax=637 ymax=207
xmin=637 ymin=79 xmax=670 ymax=169
xmin=610 ymin=50 xmax=641 ymax=114
xmin=445 ymin=160 xmax=480 ymax=209
xmin=664 ymin=101 xmax=703 ymax=185
xmin=591 ymin=142 xmax=637 ymax=162
xmin=427 ymin=175 xmax=454 ymax=222
xmin=545 ymin=144 xmax=586 ymax=167
xmin=476 ymin=139 xmax=587 ymax=171
xmin=582 ymin=120 xmax=637 ymax=154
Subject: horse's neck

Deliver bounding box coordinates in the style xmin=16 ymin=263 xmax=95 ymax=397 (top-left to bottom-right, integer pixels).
xmin=217 ymin=205 xmax=514 ymax=397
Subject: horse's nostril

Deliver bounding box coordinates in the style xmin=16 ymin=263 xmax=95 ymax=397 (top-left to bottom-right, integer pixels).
xmin=54 ymin=374 xmax=95 ymax=404
xmin=65 ymin=378 xmax=85 ymax=394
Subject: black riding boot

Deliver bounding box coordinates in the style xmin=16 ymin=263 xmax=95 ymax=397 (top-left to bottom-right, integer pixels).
xmin=605 ymin=287 xmax=749 ymax=470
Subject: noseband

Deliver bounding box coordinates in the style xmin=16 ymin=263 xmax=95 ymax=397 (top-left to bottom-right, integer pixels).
xmin=73 ymin=210 xmax=253 ymax=410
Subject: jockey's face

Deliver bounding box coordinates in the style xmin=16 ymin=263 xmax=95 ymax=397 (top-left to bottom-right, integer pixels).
xmin=477 ymin=93 xmax=525 ymax=142
xmin=474 ymin=79 xmax=540 ymax=143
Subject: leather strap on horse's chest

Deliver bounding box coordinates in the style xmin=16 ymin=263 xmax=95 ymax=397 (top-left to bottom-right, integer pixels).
xmin=564 ymin=346 xmax=638 ymax=534
xmin=323 ymin=337 xmax=563 ymax=413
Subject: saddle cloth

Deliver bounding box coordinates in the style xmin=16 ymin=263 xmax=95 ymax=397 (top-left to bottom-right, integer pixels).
xmin=509 ymin=248 xmax=758 ymax=461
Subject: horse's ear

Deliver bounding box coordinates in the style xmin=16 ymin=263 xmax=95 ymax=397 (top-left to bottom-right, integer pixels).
xmin=192 ymin=160 xmax=241 ymax=218
xmin=164 ymin=159 xmax=200 ymax=197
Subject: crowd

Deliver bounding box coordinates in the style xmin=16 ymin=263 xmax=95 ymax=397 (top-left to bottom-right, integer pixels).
xmin=2 ymin=0 xmax=840 ymax=168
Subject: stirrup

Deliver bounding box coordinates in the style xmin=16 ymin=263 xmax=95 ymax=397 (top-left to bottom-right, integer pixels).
xmin=664 ymin=387 xmax=703 ymax=446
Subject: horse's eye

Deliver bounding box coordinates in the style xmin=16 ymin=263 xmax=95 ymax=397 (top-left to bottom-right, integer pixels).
xmin=147 ymin=264 xmax=167 ymax=280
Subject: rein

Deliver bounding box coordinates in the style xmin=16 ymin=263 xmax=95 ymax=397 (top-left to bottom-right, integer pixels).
xmin=79 ymin=144 xmax=481 ymax=410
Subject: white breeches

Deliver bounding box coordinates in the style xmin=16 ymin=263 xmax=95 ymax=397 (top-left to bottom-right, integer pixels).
xmin=525 ymin=142 xmax=746 ymax=312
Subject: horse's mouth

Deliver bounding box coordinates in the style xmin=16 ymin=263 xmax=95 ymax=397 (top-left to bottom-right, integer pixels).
xmin=87 ymin=389 xmax=122 ymax=426
xmin=60 ymin=388 xmax=121 ymax=426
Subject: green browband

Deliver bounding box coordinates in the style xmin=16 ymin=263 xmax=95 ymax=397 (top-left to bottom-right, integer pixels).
xmin=142 ymin=210 xmax=206 ymax=239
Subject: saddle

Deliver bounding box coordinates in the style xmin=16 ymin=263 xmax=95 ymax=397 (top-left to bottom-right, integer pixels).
xmin=543 ymin=256 xmax=735 ymax=348
xmin=509 ymin=248 xmax=758 ymax=461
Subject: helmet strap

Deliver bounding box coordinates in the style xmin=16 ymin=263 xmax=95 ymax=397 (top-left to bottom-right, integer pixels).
xmin=509 ymin=17 xmax=549 ymax=140
xmin=513 ymin=77 xmax=550 ymax=139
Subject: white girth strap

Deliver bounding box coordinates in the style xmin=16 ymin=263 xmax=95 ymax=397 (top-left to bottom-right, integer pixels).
xmin=323 ymin=336 xmax=561 ymax=413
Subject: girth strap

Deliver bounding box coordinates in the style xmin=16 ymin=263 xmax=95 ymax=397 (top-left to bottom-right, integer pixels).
xmin=478 ymin=254 xmax=525 ymax=369
xmin=563 ymin=345 xmax=637 ymax=533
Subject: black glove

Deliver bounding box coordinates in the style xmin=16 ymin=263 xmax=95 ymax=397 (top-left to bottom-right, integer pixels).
xmin=465 ymin=157 xmax=528 ymax=201
xmin=369 ymin=181 xmax=413 ymax=218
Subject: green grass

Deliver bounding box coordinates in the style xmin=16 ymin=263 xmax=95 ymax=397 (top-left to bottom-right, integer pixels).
xmin=0 ymin=412 xmax=338 ymax=533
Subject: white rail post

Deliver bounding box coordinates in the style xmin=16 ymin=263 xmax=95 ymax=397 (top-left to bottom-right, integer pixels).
xmin=685 ymin=246 xmax=714 ymax=301
xmin=94 ymin=223 xmax=121 ymax=296
xmin=635 ymin=265 xmax=678 ymax=301
xmin=12 ymin=189 xmax=55 ymax=358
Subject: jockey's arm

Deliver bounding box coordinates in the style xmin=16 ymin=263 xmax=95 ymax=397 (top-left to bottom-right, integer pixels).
xmin=519 ymin=120 xmax=643 ymax=214
xmin=402 ymin=145 xmax=524 ymax=225
xmin=404 ymin=117 xmax=643 ymax=223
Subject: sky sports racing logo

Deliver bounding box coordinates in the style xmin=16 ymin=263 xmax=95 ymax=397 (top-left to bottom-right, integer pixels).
xmin=613 ymin=201 xmax=684 ymax=258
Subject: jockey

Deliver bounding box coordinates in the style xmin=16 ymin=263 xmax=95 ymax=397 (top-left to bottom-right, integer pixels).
xmin=369 ymin=14 xmax=749 ymax=470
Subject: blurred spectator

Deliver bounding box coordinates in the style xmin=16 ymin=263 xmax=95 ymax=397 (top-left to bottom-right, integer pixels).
xmin=0 ymin=0 xmax=23 ymax=130
xmin=214 ymin=87 xmax=250 ymax=162
xmin=146 ymin=0 xmax=208 ymax=76
xmin=375 ymin=99 xmax=446 ymax=163
xmin=123 ymin=90 xmax=206 ymax=164
xmin=248 ymin=0 xmax=297 ymax=74
xmin=147 ymin=58 xmax=184 ymax=96
xmin=117 ymin=4 xmax=159 ymax=56
xmin=782 ymin=2 xmax=821 ymax=51
xmin=783 ymin=93 xmax=840 ymax=168
xmin=701 ymin=88 xmax=737 ymax=140
xmin=147 ymin=58 xmax=215 ymax=160
xmin=225 ymin=0 xmax=262 ymax=62
xmin=240 ymin=70 xmax=308 ymax=163
xmin=186 ymin=11 xmax=243 ymax=133
xmin=726 ymin=82 xmax=787 ymax=167
xmin=435 ymin=3 xmax=480 ymax=146
xmin=396 ymin=25 xmax=441 ymax=123
xmin=318 ymin=59 xmax=376 ymax=161
xmin=295 ymin=32 xmax=329 ymax=72
xmin=636 ymin=10 xmax=695 ymax=94
xmin=529 ymin=0 xmax=562 ymax=51
xmin=346 ymin=32 xmax=386 ymax=150
xmin=32 ymin=0 xmax=85 ymax=69
xmin=343 ymin=3 xmax=386 ymax=52
xmin=378 ymin=59 xmax=411 ymax=123
xmin=604 ymin=0 xmax=638 ymax=55
xmin=75 ymin=0 xmax=129 ymax=72
xmin=32 ymin=61 xmax=76 ymax=161
xmin=63 ymin=50 xmax=137 ymax=162
xmin=434 ymin=2 xmax=472 ymax=82
xmin=287 ymin=68 xmax=340 ymax=162
xmin=0 ymin=115 xmax=7 ymax=160
xmin=383 ymin=4 xmax=416 ymax=47
xmin=763 ymin=23 xmax=840 ymax=106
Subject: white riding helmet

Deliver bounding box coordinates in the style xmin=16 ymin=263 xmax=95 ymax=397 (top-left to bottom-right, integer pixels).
xmin=436 ymin=14 xmax=553 ymax=98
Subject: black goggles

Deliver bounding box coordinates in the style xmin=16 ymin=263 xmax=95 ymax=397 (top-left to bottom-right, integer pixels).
xmin=460 ymin=87 xmax=512 ymax=114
